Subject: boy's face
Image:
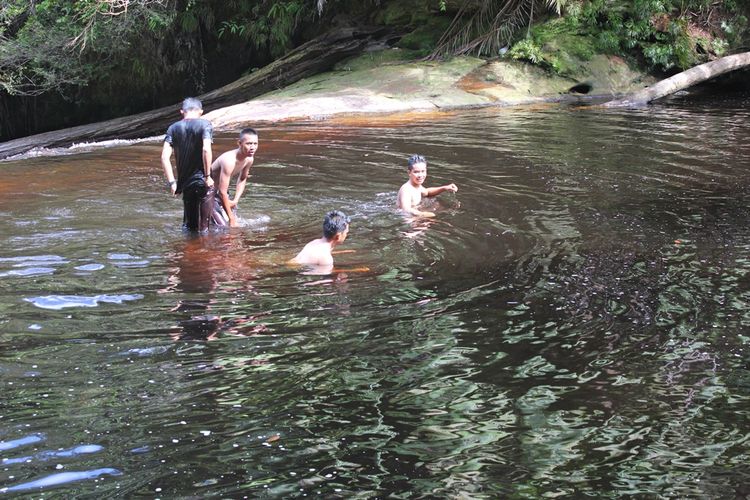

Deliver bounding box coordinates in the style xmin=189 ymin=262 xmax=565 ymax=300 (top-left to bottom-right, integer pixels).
xmin=238 ymin=134 xmax=259 ymax=157
xmin=336 ymin=224 xmax=350 ymax=243
xmin=408 ymin=162 xmax=427 ymax=187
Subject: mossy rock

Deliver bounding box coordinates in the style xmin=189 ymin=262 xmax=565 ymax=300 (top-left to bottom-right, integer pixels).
xmin=539 ymin=34 xmax=596 ymax=76
xmin=333 ymin=48 xmax=423 ymax=72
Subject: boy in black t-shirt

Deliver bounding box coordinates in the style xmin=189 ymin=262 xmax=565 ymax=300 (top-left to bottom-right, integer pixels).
xmin=161 ymin=97 xmax=214 ymax=232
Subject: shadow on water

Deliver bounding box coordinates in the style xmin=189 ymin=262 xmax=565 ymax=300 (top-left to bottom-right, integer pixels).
xmin=1 ymin=97 xmax=750 ymax=497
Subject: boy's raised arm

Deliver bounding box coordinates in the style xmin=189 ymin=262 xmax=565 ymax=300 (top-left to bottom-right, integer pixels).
xmin=425 ymin=183 xmax=458 ymax=197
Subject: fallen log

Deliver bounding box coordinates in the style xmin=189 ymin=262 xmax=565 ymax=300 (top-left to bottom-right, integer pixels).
xmin=0 ymin=26 xmax=392 ymax=160
xmin=604 ymin=51 xmax=750 ymax=107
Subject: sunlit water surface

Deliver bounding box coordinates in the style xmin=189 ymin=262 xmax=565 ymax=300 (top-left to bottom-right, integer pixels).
xmin=1 ymin=98 xmax=750 ymax=497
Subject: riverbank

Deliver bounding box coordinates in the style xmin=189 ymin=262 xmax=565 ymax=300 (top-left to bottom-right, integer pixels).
xmin=205 ymin=49 xmax=655 ymax=131
xmin=0 ymin=48 xmax=656 ymax=160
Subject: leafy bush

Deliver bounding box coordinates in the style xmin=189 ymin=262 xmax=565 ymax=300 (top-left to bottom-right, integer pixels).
xmin=509 ymin=38 xmax=545 ymax=65
xmin=506 ymin=18 xmax=594 ymax=76
xmin=562 ymin=0 xmax=747 ymax=71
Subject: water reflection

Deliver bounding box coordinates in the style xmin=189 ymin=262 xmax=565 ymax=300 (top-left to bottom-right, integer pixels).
xmin=0 ymin=97 xmax=749 ymax=496
xmin=161 ymin=233 xmax=269 ymax=340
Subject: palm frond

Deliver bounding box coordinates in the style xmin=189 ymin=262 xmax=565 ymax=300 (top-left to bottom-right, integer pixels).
xmin=429 ymin=0 xmax=562 ymax=59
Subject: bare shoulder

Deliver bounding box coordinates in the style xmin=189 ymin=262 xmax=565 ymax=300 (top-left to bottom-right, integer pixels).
xmin=292 ymin=239 xmax=326 ymax=266
xmin=211 ymin=150 xmax=231 ymax=169
xmin=220 ymin=150 xmax=237 ymax=164
xmin=396 ymin=182 xmax=409 ymax=207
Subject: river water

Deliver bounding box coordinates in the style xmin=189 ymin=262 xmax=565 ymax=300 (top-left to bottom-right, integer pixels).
xmin=1 ymin=97 xmax=749 ymax=497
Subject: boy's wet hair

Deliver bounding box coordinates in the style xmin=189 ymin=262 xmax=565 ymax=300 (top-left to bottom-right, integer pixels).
xmin=407 ymin=154 xmax=427 ymax=171
xmin=323 ymin=210 xmax=350 ymax=240
xmin=181 ymin=97 xmax=203 ymax=111
xmin=240 ymin=127 xmax=258 ymax=139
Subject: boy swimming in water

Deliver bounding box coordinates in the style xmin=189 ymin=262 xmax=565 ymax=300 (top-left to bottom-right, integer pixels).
xmin=397 ymin=154 xmax=458 ymax=217
xmin=291 ymin=210 xmax=350 ymax=272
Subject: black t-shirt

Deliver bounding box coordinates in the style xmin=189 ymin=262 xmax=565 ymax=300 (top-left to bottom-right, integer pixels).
xmin=164 ymin=118 xmax=213 ymax=193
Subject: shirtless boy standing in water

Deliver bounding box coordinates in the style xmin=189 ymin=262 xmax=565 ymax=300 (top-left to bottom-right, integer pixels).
xmin=397 ymin=154 xmax=458 ymax=217
xmin=210 ymin=128 xmax=259 ymax=227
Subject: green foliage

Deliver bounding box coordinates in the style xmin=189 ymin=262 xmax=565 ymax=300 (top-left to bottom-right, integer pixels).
xmin=0 ymin=0 xmax=397 ymax=140
xmin=507 ymin=18 xmax=594 ymax=76
xmin=431 ymin=0 xmax=551 ymax=58
xmin=710 ymin=37 xmax=729 ymax=56
xmin=216 ymin=1 xmax=320 ymax=58
xmin=1 ymin=2 xmax=88 ymax=95
xmin=560 ymin=0 xmax=747 ymax=71
xmin=502 ymin=0 xmax=746 ymax=74
xmin=509 ymin=38 xmax=545 ymax=65
xmin=0 ymin=0 xmax=343 ymax=98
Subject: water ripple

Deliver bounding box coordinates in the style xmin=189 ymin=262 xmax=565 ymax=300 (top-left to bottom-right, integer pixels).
xmin=24 ymin=294 xmax=144 ymax=310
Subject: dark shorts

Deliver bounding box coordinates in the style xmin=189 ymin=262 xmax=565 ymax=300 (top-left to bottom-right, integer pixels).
xmin=211 ymin=196 xmax=238 ymax=227
xmin=182 ymin=181 xmax=214 ymax=233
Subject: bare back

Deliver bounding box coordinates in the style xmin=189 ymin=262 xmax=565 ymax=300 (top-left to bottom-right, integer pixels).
xmin=291 ymin=238 xmax=334 ymax=267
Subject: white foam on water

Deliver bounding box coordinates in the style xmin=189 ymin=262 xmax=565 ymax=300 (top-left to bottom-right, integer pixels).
xmin=0 ymin=467 xmax=122 ymax=492
xmin=24 ymin=294 xmax=144 ymax=310
xmin=0 ymin=255 xmax=67 ymax=278
xmin=0 ymin=267 xmax=56 ymax=277
xmin=3 ymin=136 xmax=162 ymax=162
xmin=0 ymin=255 xmax=66 ymax=265
xmin=107 ymin=253 xmax=149 ymax=268
xmin=237 ymin=214 xmax=271 ymax=229
xmin=75 ymin=263 xmax=105 ymax=271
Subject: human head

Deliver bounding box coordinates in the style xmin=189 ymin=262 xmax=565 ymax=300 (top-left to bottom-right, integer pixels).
xmin=323 ymin=210 xmax=350 ymax=242
xmin=239 ymin=127 xmax=258 ymax=140
xmin=181 ymin=97 xmax=203 ymax=112
xmin=407 ymin=154 xmax=428 ymax=187
xmin=407 ymin=154 xmax=427 ymax=171
xmin=238 ymin=128 xmax=259 ymax=157
xmin=180 ymin=97 xmax=203 ymax=118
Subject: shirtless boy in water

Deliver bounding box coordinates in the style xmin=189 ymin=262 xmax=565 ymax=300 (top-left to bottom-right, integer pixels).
xmin=210 ymin=128 xmax=259 ymax=227
xmin=291 ymin=210 xmax=350 ymax=271
xmin=397 ymin=154 xmax=458 ymax=217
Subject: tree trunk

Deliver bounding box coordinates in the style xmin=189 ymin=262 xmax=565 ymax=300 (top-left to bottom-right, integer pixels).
xmin=604 ymin=51 xmax=750 ymax=107
xmin=0 ymin=26 xmax=392 ymax=160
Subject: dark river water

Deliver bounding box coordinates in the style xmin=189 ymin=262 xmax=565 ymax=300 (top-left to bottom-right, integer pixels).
xmin=1 ymin=97 xmax=749 ymax=497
